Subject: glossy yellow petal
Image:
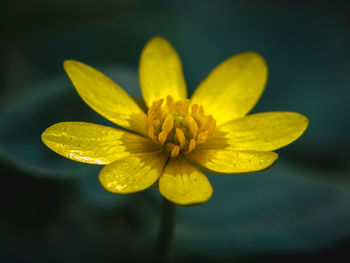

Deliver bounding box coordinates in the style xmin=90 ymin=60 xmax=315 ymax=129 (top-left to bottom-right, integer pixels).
xmin=42 ymin=122 xmax=160 ymax=165
xmin=63 ymin=60 xmax=146 ymax=135
xmin=219 ymin=112 xmax=309 ymax=151
xmin=190 ymin=52 xmax=267 ymax=124
xmin=139 ymin=37 xmax=187 ymax=108
xmin=159 ymin=155 xmax=213 ymax=206
xmin=99 ymin=151 xmax=168 ymax=194
xmin=188 ymin=148 xmax=278 ymax=174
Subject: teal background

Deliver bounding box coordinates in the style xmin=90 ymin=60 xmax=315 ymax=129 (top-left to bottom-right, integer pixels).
xmin=1 ymin=0 xmax=350 ymax=262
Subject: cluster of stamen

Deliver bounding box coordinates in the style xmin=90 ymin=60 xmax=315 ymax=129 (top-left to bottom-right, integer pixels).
xmin=144 ymin=95 xmax=216 ymax=158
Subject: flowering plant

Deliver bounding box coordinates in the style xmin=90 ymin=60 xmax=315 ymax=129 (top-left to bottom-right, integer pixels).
xmin=42 ymin=37 xmax=308 ymax=206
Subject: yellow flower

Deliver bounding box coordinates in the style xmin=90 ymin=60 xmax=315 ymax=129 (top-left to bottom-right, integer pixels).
xmin=42 ymin=37 xmax=309 ymax=206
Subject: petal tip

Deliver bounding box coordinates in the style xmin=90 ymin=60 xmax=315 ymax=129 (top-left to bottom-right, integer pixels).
xmin=236 ymin=51 xmax=267 ymax=63
xmin=41 ymin=124 xmax=56 ymax=145
xmin=287 ymin=112 xmax=310 ymax=138
xmin=63 ymin=59 xmax=77 ymax=70
xmin=236 ymin=51 xmax=268 ymax=76
xmin=41 ymin=129 xmax=48 ymax=145
xmin=163 ymin=189 xmax=213 ymax=207
xmin=142 ymin=36 xmax=174 ymax=55
xmin=161 ymin=186 xmax=213 ymax=206
xmin=148 ymin=36 xmax=169 ymax=45
xmin=268 ymin=152 xmax=279 ymax=168
xmin=301 ymin=114 xmax=310 ymax=129
xmin=63 ymin=60 xmax=88 ymax=74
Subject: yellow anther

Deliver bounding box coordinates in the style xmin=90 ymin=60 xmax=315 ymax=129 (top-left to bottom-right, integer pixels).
xmin=152 ymin=119 xmax=161 ymax=134
xmin=207 ymin=116 xmax=216 ymax=136
xmin=186 ymin=139 xmax=196 ymax=153
xmin=196 ymin=131 xmax=208 ymax=145
xmin=199 ymin=105 xmax=204 ymax=115
xmin=162 ymin=114 xmax=174 ymax=134
xmin=175 ymin=128 xmax=186 ymax=149
xmin=186 ymin=115 xmax=198 ymax=139
xmin=191 ymin=104 xmax=199 ymax=115
xmin=145 ymin=96 xmax=216 ymax=156
xmin=147 ymin=125 xmax=157 ymax=142
xmin=200 ymin=116 xmax=211 ymax=132
xmin=148 ymin=111 xmax=155 ymax=120
xmin=153 ymin=98 xmax=164 ymax=108
xmin=158 ymin=131 xmax=168 ymax=145
xmin=148 ymin=98 xmax=164 ymax=119
xmin=193 ymin=114 xmax=206 ymax=131
xmin=174 ymin=99 xmax=190 ymax=113
xmin=144 ymin=119 xmax=152 ymax=130
xmin=170 ymin=145 xmax=180 ymax=158
xmin=167 ymin=96 xmax=175 ymax=113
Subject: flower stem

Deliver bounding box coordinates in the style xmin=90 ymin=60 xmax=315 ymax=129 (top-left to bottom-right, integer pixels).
xmin=153 ymin=197 xmax=176 ymax=263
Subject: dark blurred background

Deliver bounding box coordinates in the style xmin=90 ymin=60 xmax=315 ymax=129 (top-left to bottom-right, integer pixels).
xmin=1 ymin=0 xmax=350 ymax=262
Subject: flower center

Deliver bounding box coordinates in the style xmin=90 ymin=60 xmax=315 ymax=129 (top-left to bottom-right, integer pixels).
xmin=145 ymin=95 xmax=216 ymax=158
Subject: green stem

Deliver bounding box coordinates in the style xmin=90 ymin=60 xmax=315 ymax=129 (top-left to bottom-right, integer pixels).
xmin=153 ymin=197 xmax=177 ymax=263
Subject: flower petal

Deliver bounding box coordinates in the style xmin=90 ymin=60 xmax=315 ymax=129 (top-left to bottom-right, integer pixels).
xmin=219 ymin=112 xmax=309 ymax=151
xmin=63 ymin=60 xmax=146 ymax=135
xmin=188 ymin=148 xmax=278 ymax=174
xmin=99 ymin=151 xmax=168 ymax=194
xmin=159 ymin=155 xmax=213 ymax=206
xmin=139 ymin=37 xmax=187 ymax=108
xmin=190 ymin=52 xmax=268 ymax=124
xmin=42 ymin=122 xmax=160 ymax=165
